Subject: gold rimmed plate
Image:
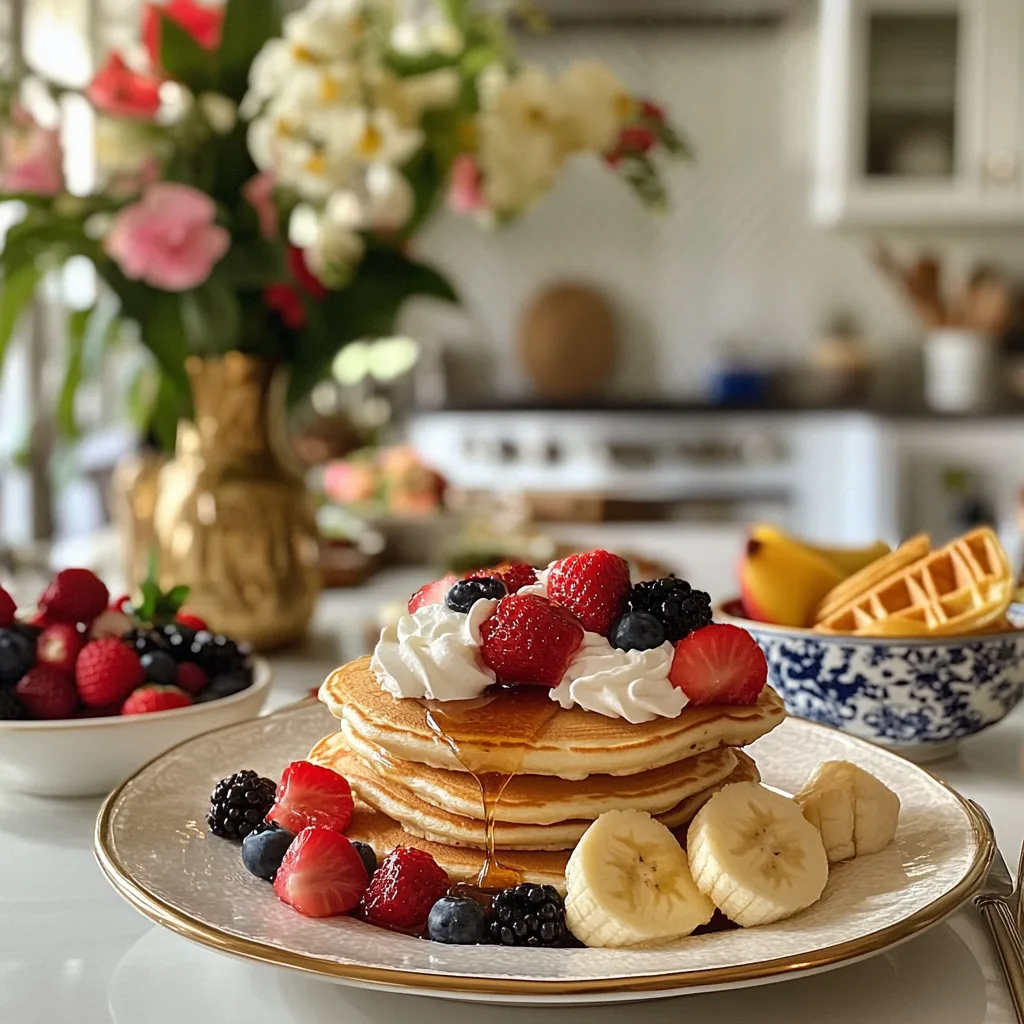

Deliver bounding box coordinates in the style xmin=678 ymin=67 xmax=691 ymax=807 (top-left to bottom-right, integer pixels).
xmin=94 ymin=702 xmax=992 ymax=1005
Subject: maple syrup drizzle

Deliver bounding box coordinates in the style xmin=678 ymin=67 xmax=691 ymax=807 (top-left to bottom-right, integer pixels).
xmin=420 ymin=691 xmax=561 ymax=888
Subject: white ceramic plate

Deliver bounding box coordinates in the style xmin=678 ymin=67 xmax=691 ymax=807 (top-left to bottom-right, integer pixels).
xmin=95 ymin=702 xmax=992 ymax=1005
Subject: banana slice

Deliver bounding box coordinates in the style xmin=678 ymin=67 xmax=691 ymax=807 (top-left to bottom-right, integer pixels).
xmin=564 ymin=809 xmax=715 ymax=948
xmin=687 ymin=782 xmax=829 ymax=928
xmin=795 ymin=760 xmax=900 ymax=863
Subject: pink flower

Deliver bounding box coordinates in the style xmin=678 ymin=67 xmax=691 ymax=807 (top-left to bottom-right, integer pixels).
xmin=447 ymin=153 xmax=485 ymax=215
xmin=105 ymin=182 xmax=230 ymax=291
xmin=87 ymin=52 xmax=162 ymax=120
xmin=243 ymin=173 xmax=279 ymax=239
xmin=0 ymin=114 xmax=63 ymax=195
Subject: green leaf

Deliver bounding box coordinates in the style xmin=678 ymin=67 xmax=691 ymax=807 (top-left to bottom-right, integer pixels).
xmin=138 ymin=292 xmax=191 ymax=396
xmin=150 ymin=372 xmax=186 ymax=450
xmin=56 ymin=307 xmax=91 ymax=438
xmin=0 ymin=262 xmax=44 ymax=367
xmin=160 ymin=14 xmax=217 ymax=94
xmin=217 ymin=239 xmax=284 ymax=290
xmin=439 ymin=0 xmax=469 ymax=29
xmin=217 ymin=0 xmax=280 ymax=102
xmin=181 ymin=279 xmax=242 ymax=354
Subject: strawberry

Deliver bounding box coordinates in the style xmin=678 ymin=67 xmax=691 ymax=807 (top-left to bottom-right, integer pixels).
xmin=469 ymin=562 xmax=538 ymax=595
xmin=408 ymin=574 xmax=459 ymax=614
xmin=547 ymin=550 xmax=631 ymax=635
xmin=121 ymin=685 xmax=193 ymax=715
xmin=273 ymin=826 xmax=368 ymax=918
xmin=175 ymin=662 xmax=209 ymax=695
xmin=362 ymin=846 xmax=450 ymax=933
xmin=0 ymin=586 xmax=15 ymax=627
xmin=479 ymin=594 xmax=584 ymax=687
xmin=75 ymin=637 xmax=145 ymax=707
xmin=668 ymin=623 xmax=767 ymax=706
xmin=38 ymin=568 xmax=109 ymax=625
xmin=36 ymin=623 xmax=84 ymax=676
xmin=176 ymin=611 xmax=208 ymax=631
xmin=15 ymin=667 xmax=79 ymax=719
xmin=267 ymin=760 xmax=354 ymax=834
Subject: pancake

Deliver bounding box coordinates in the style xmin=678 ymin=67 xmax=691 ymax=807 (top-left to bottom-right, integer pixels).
xmin=311 ymin=733 xmax=760 ymax=851
xmin=345 ymin=800 xmax=570 ymax=888
xmin=321 ymin=657 xmax=785 ymax=780
xmin=332 ymin=722 xmax=741 ymax=824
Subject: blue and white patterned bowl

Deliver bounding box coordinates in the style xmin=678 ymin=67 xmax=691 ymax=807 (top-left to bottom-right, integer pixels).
xmin=718 ymin=600 xmax=1024 ymax=761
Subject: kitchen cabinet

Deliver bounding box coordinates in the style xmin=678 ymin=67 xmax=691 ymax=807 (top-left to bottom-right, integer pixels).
xmin=814 ymin=0 xmax=1024 ymax=226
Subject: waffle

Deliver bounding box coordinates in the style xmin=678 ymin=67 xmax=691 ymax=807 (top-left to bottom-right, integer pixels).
xmin=813 ymin=527 xmax=1012 ymax=637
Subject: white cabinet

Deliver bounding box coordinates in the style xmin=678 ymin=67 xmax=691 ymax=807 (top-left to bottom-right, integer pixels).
xmin=814 ymin=0 xmax=1024 ymax=226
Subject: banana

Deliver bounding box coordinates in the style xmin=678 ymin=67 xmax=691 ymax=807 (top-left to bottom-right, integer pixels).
xmin=687 ymin=782 xmax=829 ymax=927
xmin=795 ymin=761 xmax=900 ymax=863
xmin=564 ymin=809 xmax=715 ymax=948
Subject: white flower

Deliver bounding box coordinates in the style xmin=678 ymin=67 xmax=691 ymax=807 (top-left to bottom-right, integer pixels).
xmin=283 ymin=0 xmax=371 ymax=64
xmin=243 ymin=38 xmax=293 ymax=116
xmin=559 ymin=61 xmax=635 ymax=153
xmin=197 ymin=92 xmax=237 ymax=135
xmin=372 ymin=68 xmax=460 ymax=126
xmin=307 ymin=212 xmax=365 ymax=287
xmin=313 ymin=105 xmax=423 ymax=169
xmin=391 ymin=17 xmax=463 ymax=57
xmin=289 ymin=203 xmax=322 ymax=248
xmin=362 ymin=163 xmax=414 ymax=231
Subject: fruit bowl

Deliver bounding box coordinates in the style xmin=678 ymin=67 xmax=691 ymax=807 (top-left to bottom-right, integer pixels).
xmin=717 ymin=600 xmax=1024 ymax=761
xmin=0 ymin=658 xmax=271 ymax=797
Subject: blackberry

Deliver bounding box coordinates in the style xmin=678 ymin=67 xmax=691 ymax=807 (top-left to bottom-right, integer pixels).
xmin=0 ymin=628 xmax=34 ymax=686
xmin=489 ymin=884 xmax=570 ymax=948
xmin=207 ymin=769 xmax=277 ymax=840
xmin=628 ymin=576 xmax=712 ymax=642
xmin=0 ymin=688 xmax=27 ymax=720
xmin=189 ymin=630 xmax=250 ymax=677
xmin=160 ymin=622 xmax=198 ymax=661
xmin=121 ymin=628 xmax=170 ymax=659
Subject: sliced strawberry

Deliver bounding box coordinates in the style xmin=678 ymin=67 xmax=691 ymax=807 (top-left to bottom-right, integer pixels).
xmin=669 ymin=623 xmax=767 ymax=706
xmin=273 ymin=826 xmax=368 ymax=918
xmin=479 ymin=594 xmax=584 ymax=687
xmin=469 ymin=562 xmax=538 ymax=594
xmin=408 ymin=574 xmax=459 ymax=614
xmin=36 ymin=622 xmax=84 ymax=676
xmin=547 ymin=549 xmax=631 ymax=636
xmin=0 ymin=587 xmax=15 ymax=627
xmin=267 ymin=760 xmax=354 ymax=834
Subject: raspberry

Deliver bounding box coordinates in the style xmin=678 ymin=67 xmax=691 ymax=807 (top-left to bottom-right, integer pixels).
xmin=75 ymin=637 xmax=145 ymax=707
xmin=479 ymin=594 xmax=584 ymax=687
xmin=362 ymin=847 xmax=450 ymax=933
xmin=176 ymin=612 xmax=208 ymax=631
xmin=0 ymin=587 xmax=15 ymax=627
xmin=38 ymin=568 xmax=109 ymax=625
xmin=15 ymin=667 xmax=79 ymax=719
xmin=546 ymin=550 xmax=631 ymax=636
xmin=121 ymin=684 xmax=192 ymax=715
xmin=175 ymin=661 xmax=209 ymax=695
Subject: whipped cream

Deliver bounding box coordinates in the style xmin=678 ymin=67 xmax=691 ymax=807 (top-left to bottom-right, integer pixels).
xmin=371 ymin=600 xmax=497 ymax=701
xmin=516 ymin=563 xmax=552 ymax=598
xmin=550 ymin=632 xmax=686 ymax=724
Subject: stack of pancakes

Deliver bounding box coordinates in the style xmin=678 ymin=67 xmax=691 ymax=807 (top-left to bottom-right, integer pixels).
xmin=313 ymin=656 xmax=786 ymax=886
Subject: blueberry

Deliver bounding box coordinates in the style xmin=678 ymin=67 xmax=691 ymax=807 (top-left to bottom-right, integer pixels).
xmin=197 ymin=671 xmax=252 ymax=702
xmin=609 ymin=611 xmax=666 ymax=652
xmin=241 ymin=826 xmax=295 ymax=880
xmin=352 ymin=840 xmax=377 ymax=879
xmin=140 ymin=650 xmax=177 ymax=685
xmin=427 ymin=896 xmax=489 ymax=945
xmin=0 ymin=629 xmax=33 ymax=686
xmin=445 ymin=578 xmax=506 ymax=613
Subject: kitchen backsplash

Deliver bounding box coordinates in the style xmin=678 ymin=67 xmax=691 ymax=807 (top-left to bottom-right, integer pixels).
xmin=400 ymin=10 xmax=1024 ymax=402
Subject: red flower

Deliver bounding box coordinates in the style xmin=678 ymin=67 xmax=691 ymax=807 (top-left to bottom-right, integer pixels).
xmin=640 ymin=100 xmax=665 ymax=124
xmin=87 ymin=53 xmax=162 ymax=120
xmin=617 ymin=125 xmax=656 ymax=155
xmin=143 ymin=0 xmax=225 ymax=65
xmin=288 ymin=246 xmax=327 ymax=300
xmin=265 ymin=283 xmax=307 ymax=330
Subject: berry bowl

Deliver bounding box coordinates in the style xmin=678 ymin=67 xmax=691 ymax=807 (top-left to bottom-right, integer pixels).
xmin=717 ymin=600 xmax=1024 ymax=761
xmin=0 ymin=657 xmax=271 ymax=797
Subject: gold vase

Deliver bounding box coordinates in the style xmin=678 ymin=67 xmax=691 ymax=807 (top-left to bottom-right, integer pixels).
xmin=152 ymin=353 xmax=321 ymax=650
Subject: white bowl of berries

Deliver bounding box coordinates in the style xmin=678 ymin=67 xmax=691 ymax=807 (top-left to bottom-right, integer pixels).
xmin=0 ymin=569 xmax=271 ymax=797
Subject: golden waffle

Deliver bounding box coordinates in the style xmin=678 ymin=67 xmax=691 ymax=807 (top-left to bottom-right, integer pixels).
xmin=814 ymin=527 xmax=1013 ymax=637
xmin=312 ymin=732 xmax=760 ymax=851
xmin=337 ymin=720 xmax=741 ymax=824
xmin=814 ymin=534 xmax=931 ymax=625
xmin=320 ymin=657 xmax=785 ymax=780
xmin=345 ymin=800 xmax=571 ymax=888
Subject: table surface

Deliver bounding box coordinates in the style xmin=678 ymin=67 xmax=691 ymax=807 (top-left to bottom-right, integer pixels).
xmin=2 ymin=570 xmax=1023 ymax=1023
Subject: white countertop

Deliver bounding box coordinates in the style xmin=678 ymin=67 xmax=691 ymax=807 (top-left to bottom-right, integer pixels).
xmin=2 ymin=571 xmax=1022 ymax=1023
